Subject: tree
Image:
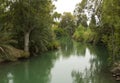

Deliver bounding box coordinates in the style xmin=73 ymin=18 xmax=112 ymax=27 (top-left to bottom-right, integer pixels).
xmin=0 ymin=0 xmax=55 ymax=60
xmin=100 ymin=0 xmax=120 ymax=61
xmin=74 ymin=0 xmax=88 ymax=27
xmin=53 ymin=11 xmax=61 ymax=22
xmin=59 ymin=12 xmax=76 ymax=35
xmin=7 ymin=0 xmax=55 ymax=54
xmin=74 ymin=0 xmax=102 ymax=27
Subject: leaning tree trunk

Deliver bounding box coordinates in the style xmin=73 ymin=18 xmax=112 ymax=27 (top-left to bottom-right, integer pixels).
xmin=24 ymin=32 xmax=30 ymax=52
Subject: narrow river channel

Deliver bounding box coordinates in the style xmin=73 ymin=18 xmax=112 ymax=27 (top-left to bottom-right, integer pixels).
xmin=0 ymin=37 xmax=119 ymax=83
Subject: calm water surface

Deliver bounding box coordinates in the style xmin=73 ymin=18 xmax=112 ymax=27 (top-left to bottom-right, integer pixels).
xmin=0 ymin=38 xmax=119 ymax=83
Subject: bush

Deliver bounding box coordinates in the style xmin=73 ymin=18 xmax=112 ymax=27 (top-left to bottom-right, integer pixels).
xmin=47 ymin=40 xmax=60 ymax=50
xmin=73 ymin=25 xmax=96 ymax=43
xmin=72 ymin=25 xmax=85 ymax=41
xmin=52 ymin=25 xmax=67 ymax=37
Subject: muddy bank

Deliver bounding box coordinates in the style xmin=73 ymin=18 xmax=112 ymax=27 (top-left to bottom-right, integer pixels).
xmin=111 ymin=62 xmax=120 ymax=81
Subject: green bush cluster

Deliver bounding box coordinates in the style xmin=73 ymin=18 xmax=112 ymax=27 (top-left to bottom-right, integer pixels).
xmin=52 ymin=25 xmax=67 ymax=37
xmin=73 ymin=25 xmax=96 ymax=43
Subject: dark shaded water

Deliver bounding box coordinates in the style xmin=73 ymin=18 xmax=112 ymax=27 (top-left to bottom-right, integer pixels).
xmin=0 ymin=37 xmax=119 ymax=83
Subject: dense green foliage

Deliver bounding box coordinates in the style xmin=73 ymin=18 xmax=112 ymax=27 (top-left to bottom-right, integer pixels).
xmin=73 ymin=25 xmax=96 ymax=43
xmin=52 ymin=12 xmax=76 ymax=37
xmin=100 ymin=0 xmax=120 ymax=61
xmin=88 ymin=0 xmax=120 ymax=62
xmin=52 ymin=12 xmax=67 ymax=37
xmin=59 ymin=12 xmax=76 ymax=36
xmin=73 ymin=0 xmax=120 ymax=63
xmin=52 ymin=25 xmax=66 ymax=37
xmin=0 ymin=0 xmax=119 ymax=64
xmin=0 ymin=0 xmax=57 ymax=61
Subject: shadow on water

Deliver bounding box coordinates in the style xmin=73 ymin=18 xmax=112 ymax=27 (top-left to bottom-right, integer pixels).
xmin=0 ymin=37 xmax=119 ymax=83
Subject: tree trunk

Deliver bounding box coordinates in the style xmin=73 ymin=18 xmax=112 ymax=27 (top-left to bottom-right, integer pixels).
xmin=24 ymin=32 xmax=30 ymax=52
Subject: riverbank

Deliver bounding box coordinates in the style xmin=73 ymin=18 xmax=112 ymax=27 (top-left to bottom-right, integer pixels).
xmin=0 ymin=38 xmax=118 ymax=83
xmin=111 ymin=62 xmax=120 ymax=81
xmin=0 ymin=40 xmax=59 ymax=63
xmin=0 ymin=45 xmax=29 ymax=62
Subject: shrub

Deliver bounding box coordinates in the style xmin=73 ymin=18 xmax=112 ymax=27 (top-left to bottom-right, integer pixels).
xmin=73 ymin=25 xmax=96 ymax=43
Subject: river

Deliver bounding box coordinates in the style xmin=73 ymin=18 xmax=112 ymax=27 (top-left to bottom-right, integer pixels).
xmin=0 ymin=37 xmax=119 ymax=83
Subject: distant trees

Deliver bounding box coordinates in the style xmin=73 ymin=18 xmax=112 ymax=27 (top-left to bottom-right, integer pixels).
xmin=53 ymin=11 xmax=61 ymax=22
xmin=59 ymin=12 xmax=76 ymax=35
xmin=74 ymin=0 xmax=88 ymax=27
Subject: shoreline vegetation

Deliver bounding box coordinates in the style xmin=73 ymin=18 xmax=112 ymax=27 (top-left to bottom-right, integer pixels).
xmin=0 ymin=41 xmax=59 ymax=63
xmin=0 ymin=0 xmax=59 ymax=62
xmin=0 ymin=0 xmax=120 ymax=81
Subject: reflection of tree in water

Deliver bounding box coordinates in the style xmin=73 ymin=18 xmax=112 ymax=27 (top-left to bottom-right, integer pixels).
xmin=71 ymin=45 xmax=117 ymax=83
xmin=58 ymin=37 xmax=74 ymax=58
xmin=0 ymin=37 xmax=89 ymax=83
xmin=73 ymin=41 xmax=86 ymax=56
xmin=72 ymin=67 xmax=116 ymax=83
xmin=0 ymin=51 xmax=58 ymax=83
xmin=72 ymin=71 xmax=84 ymax=83
xmin=58 ymin=37 xmax=87 ymax=58
xmin=88 ymin=45 xmax=109 ymax=70
xmin=0 ymin=37 xmax=117 ymax=83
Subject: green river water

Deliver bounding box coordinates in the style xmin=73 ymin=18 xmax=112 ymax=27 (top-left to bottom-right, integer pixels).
xmin=0 ymin=38 xmax=119 ymax=83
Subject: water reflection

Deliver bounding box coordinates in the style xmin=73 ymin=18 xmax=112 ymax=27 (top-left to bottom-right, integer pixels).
xmin=69 ymin=43 xmax=116 ymax=83
xmin=7 ymin=73 xmax=14 ymax=83
xmin=0 ymin=51 xmax=58 ymax=83
xmin=0 ymin=37 xmax=119 ymax=83
xmin=51 ymin=37 xmax=118 ymax=83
